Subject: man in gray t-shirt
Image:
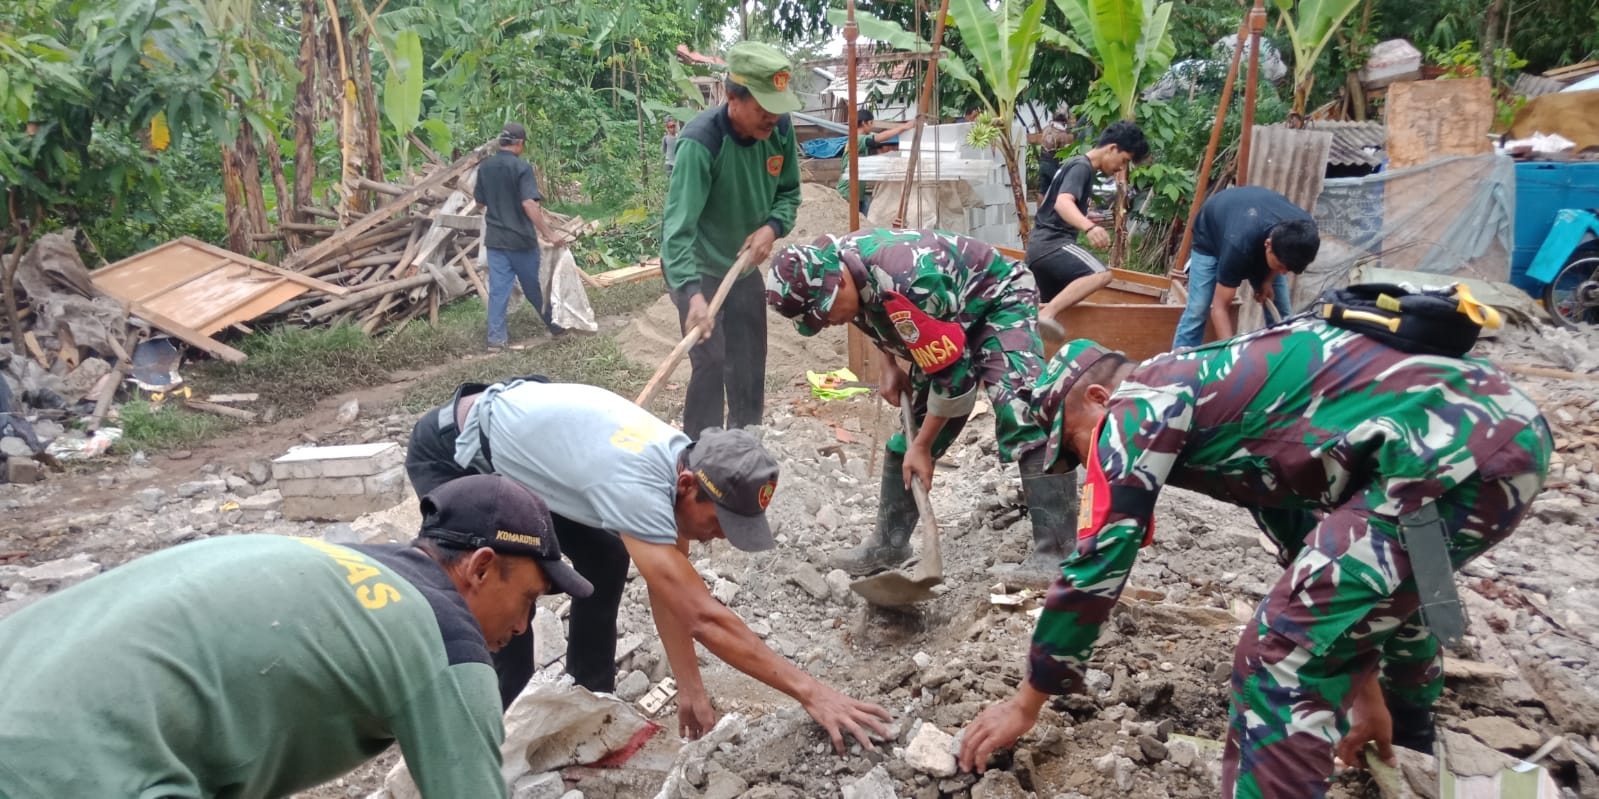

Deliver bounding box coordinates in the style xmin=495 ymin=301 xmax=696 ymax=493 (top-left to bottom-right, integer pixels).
xmin=405 ymin=380 xmax=891 ymax=752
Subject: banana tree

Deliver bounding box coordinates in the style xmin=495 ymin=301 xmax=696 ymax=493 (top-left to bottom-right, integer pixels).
xmin=1272 ymin=0 xmax=1363 ymax=116
xmin=382 ymin=30 xmax=425 ymax=176
xmin=1046 ymin=0 xmax=1173 ymax=264
xmin=828 ymin=0 xmax=1049 ymax=243
xmin=1049 ymin=0 xmax=1175 ymax=121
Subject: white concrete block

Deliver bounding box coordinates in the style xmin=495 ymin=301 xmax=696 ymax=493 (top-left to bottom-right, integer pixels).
xmin=272 ymin=443 xmax=403 ymax=481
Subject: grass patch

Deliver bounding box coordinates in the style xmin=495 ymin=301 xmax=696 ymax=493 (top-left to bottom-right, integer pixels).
xmin=400 ymin=334 xmax=653 ymax=412
xmin=111 ymin=281 xmax=670 ymax=452
xmin=118 ymin=400 xmax=233 ymax=453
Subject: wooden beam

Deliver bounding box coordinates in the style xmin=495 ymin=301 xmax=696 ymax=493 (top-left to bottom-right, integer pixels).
xmin=184 ymin=398 xmax=258 ymax=421
xmin=125 ymin=301 xmax=248 ymax=363
xmin=283 ymin=146 xmax=487 ymax=272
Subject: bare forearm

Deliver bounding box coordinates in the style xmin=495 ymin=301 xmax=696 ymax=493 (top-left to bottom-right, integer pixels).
xmin=1055 ymin=195 xmax=1095 ymax=233
xmin=1209 ymin=302 xmax=1233 ymax=340
xmin=689 ymin=602 xmax=818 ymax=702
xmin=648 ymin=586 xmax=705 ymax=697
xmin=521 ymin=201 xmax=559 ymax=241
xmin=913 ymin=415 xmax=950 ymax=451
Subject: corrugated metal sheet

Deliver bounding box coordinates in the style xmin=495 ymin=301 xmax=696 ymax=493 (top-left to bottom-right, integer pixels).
xmin=1513 ymin=72 xmax=1569 ymax=99
xmin=1246 ymin=125 xmax=1334 ymax=212
xmin=1307 ymin=120 xmax=1386 ymax=167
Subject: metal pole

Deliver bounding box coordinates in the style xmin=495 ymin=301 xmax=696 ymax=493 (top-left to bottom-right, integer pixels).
xmin=1237 ymin=0 xmax=1267 ymax=186
xmin=1169 ymin=17 xmax=1249 ymax=276
xmin=894 ymin=0 xmax=952 ymax=227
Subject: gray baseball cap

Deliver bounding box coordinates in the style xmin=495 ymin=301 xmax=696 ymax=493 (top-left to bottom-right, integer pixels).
xmin=687 ymin=428 xmax=779 ymax=552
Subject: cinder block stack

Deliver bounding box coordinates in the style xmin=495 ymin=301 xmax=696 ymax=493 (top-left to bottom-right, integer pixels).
xmin=272 ymin=442 xmax=408 ymax=521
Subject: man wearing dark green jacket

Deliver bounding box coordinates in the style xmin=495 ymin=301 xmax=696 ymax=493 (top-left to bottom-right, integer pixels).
xmin=662 ymin=41 xmax=802 ymax=439
xmin=0 ymin=475 xmax=592 ymax=799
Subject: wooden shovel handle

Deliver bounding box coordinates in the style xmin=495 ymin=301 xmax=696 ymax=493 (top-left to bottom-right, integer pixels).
xmin=634 ymin=248 xmax=759 ymax=409
xmin=899 ymin=393 xmax=943 ymax=581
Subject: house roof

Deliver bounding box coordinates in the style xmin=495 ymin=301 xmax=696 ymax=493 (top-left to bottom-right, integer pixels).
xmin=1307 ymin=120 xmax=1387 ymax=167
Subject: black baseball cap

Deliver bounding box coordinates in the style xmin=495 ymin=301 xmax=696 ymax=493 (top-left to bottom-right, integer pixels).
xmin=419 ymin=475 xmax=593 ymax=597
xmin=498 ymin=122 xmax=527 ymax=144
xmin=687 ymin=428 xmax=780 ymax=552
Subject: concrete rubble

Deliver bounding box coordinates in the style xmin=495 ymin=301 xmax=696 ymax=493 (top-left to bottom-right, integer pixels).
xmin=0 ymin=317 xmax=1597 ymax=798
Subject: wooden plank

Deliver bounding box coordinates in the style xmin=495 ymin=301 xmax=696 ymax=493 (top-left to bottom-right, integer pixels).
xmin=95 ymin=243 xmax=229 ymax=300
xmin=124 ymin=301 xmax=247 ymax=363
xmin=187 ymin=278 xmax=305 ymax=335
xmin=1385 ymin=79 xmax=1493 ymax=170
xmin=173 ymin=237 xmax=349 ymax=297
xmin=207 ymin=393 xmax=260 ymax=403
xmin=589 ymin=260 xmax=663 ymax=287
xmin=1502 ymin=363 xmax=1599 ymax=383
xmin=184 ymin=399 xmax=258 ymax=421
xmin=285 ymin=148 xmax=486 ymax=272
xmin=438 ymin=213 xmax=482 ymax=231
xmin=22 ymin=331 xmax=50 ymax=367
xmin=130 ymin=256 xmax=234 ymax=304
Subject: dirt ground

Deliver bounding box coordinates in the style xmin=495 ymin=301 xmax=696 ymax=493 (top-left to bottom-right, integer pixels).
xmin=4 ymin=187 xmax=1599 ymax=797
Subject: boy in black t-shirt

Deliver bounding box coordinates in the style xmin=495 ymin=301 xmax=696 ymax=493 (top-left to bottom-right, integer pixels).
xmin=1024 ymin=121 xmax=1149 ymax=341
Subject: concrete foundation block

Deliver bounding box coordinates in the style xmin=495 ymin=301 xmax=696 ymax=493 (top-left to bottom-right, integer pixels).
xmin=272 ymin=442 xmax=403 ymax=482
xmin=283 ymin=491 xmax=406 ymax=522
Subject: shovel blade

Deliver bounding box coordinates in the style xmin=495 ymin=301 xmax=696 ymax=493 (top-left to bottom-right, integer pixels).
xmin=849 ymin=571 xmax=942 ymax=608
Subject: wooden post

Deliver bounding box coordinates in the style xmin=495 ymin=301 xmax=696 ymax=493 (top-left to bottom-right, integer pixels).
xmin=894 ymin=0 xmax=952 ymax=227
xmin=1237 ymin=0 xmax=1267 ymax=186
xmin=1170 ymin=17 xmax=1249 ymax=275
xmin=843 ymin=0 xmax=873 ymax=378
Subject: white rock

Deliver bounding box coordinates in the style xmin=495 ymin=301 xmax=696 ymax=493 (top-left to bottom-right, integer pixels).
xmin=14 ymin=554 xmax=100 ymax=595
xmin=509 ymin=771 xmax=564 ymax=799
xmin=825 ymin=568 xmax=854 ymax=602
xmin=336 ymin=398 xmax=361 ymax=425
xmin=1167 ymin=739 xmax=1199 ymax=768
xmin=533 ymin=609 xmax=567 ymax=668
xmin=903 ymin=723 xmax=957 ymax=777
xmin=615 ymin=670 xmax=650 ymax=702
xmin=712 ymin=577 xmax=740 ymax=606
xmin=841 ymin=764 xmax=899 ymax=799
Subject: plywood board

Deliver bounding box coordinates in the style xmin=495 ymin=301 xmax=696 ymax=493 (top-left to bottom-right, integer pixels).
xmin=92 ymin=237 xmax=347 ymax=361
xmin=1385 ymin=78 xmax=1493 ymax=170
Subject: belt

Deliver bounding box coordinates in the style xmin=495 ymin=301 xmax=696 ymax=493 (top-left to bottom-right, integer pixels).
xmin=1397 ymin=503 xmax=1468 ymax=647
xmin=436 ymin=400 xmax=494 ymax=470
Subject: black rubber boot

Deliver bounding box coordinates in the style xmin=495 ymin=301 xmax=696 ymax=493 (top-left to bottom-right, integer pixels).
xmin=992 ymin=454 xmax=1078 ymax=589
xmin=1386 ymin=695 xmax=1437 ymax=754
xmin=828 ymin=450 xmax=917 ymax=576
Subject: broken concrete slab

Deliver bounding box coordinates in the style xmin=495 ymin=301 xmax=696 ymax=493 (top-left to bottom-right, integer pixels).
xmin=841 ymin=764 xmax=898 ymax=799
xmin=510 ymin=772 xmax=565 ymax=799
xmin=1459 ymin=715 xmax=1543 ymax=756
xmin=903 ymin=723 xmax=957 ymax=777
xmin=4 ymin=458 xmax=43 ymax=484
xmin=10 ymin=553 xmax=100 ymax=596
xmin=969 ymin=768 xmax=1027 ymax=799
xmin=784 ymin=561 xmax=831 ymax=601
xmin=534 ymin=609 xmax=567 ymax=668
xmin=616 ymin=670 xmax=650 ymax=703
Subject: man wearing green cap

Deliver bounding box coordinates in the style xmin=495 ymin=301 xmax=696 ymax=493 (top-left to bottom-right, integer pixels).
xmin=956 ymin=321 xmax=1551 ymax=799
xmin=662 ymin=41 xmax=803 ymax=440
xmin=765 ymin=228 xmax=1073 ymax=584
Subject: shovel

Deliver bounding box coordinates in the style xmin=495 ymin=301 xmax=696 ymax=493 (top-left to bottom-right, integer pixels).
xmin=849 ymin=393 xmax=945 ymax=608
xmin=635 ymin=248 xmax=759 ymax=409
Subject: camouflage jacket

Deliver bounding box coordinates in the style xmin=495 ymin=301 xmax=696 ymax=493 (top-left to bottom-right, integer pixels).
xmin=1028 ymin=318 xmax=1551 ymax=694
xmin=837 ymin=228 xmax=1035 ymax=417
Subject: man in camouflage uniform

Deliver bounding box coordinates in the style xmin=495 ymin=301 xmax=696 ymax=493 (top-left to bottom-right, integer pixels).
xmin=766 ymin=228 xmax=1071 ymax=582
xmin=956 ymin=318 xmax=1552 ymax=799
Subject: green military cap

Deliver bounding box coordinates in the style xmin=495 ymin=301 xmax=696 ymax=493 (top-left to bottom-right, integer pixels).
xmin=727 ymin=41 xmax=802 ymax=115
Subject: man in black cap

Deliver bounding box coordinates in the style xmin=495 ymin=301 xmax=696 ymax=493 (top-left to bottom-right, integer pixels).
xmin=406 ymin=378 xmax=892 ymax=752
xmin=0 ymin=474 xmax=589 ymax=799
xmin=474 ymin=122 xmax=572 ymax=351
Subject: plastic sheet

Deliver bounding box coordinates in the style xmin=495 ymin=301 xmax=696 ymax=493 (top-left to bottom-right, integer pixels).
xmin=538 ymin=243 xmax=600 ymax=333
xmin=1293 ymin=154 xmax=1516 ymax=310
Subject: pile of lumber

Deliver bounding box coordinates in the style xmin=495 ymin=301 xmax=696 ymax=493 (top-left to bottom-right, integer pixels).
xmin=271 ymin=145 xmax=497 ymax=335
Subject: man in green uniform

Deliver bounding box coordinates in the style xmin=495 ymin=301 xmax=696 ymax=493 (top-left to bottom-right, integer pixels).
xmin=956 ymin=320 xmax=1551 ymax=799
xmin=662 ymin=41 xmax=802 ymax=439
xmin=0 ymin=475 xmax=592 ymax=799
xmin=766 ymin=228 xmax=1072 ymax=584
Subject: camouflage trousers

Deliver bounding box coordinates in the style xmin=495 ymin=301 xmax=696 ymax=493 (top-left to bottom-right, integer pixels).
xmin=1222 ymin=467 xmax=1547 ymax=799
xmin=886 ymin=283 xmax=1045 ymax=464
